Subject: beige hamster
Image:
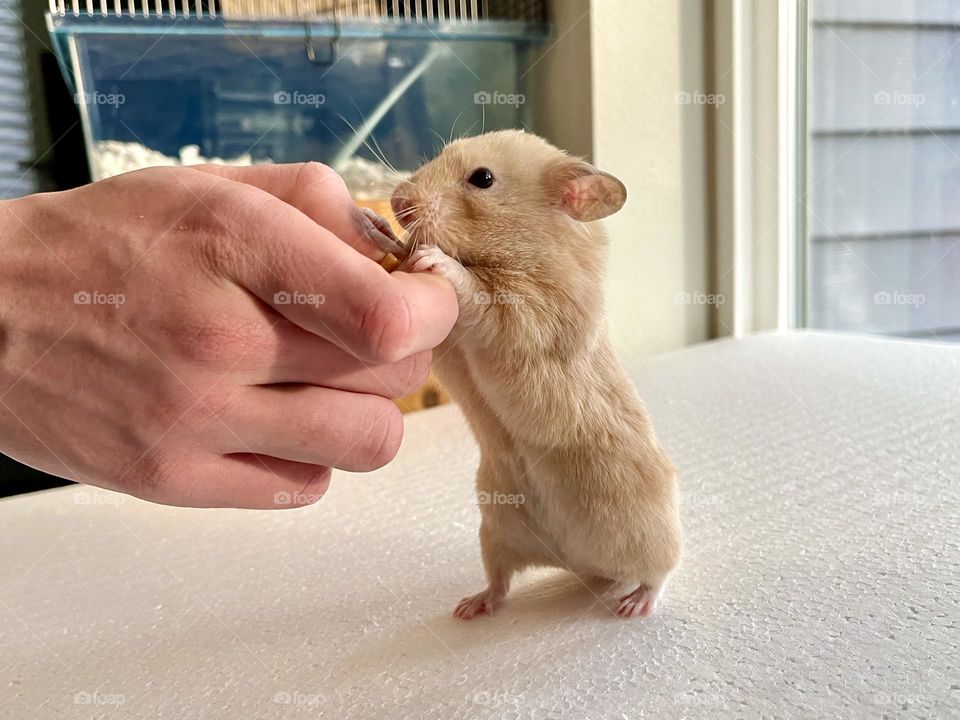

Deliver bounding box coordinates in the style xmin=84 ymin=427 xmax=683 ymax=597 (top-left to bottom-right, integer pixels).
xmin=386 ymin=130 xmax=682 ymax=619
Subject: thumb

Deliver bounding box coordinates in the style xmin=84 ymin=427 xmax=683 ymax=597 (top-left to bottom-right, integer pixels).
xmin=191 ymin=162 xmax=391 ymax=261
xmin=186 ymin=166 xmax=458 ymax=364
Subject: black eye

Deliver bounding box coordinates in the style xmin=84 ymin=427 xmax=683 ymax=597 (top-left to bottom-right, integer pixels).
xmin=467 ymin=168 xmax=495 ymax=189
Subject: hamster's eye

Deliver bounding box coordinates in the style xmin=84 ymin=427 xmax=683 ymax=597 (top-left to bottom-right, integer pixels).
xmin=467 ymin=168 xmax=495 ymax=189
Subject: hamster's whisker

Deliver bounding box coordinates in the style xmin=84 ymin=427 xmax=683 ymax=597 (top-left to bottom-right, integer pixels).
xmin=406 ymin=220 xmax=426 ymax=255
xmin=368 ymin=133 xmax=400 ymax=176
xmin=339 ymin=108 xmax=401 ymax=176
xmin=460 ymin=120 xmax=480 ymax=141
xmin=448 ymin=109 xmax=466 ymax=145
xmin=393 ymin=203 xmax=424 ymax=214
xmin=429 ymin=129 xmax=449 ymax=152
xmin=393 ymin=206 xmax=424 ymax=220
xmin=395 ymin=215 xmax=426 ymax=253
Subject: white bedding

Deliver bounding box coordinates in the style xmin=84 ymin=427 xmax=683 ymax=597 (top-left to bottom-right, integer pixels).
xmin=1 ymin=331 xmax=957 ymax=719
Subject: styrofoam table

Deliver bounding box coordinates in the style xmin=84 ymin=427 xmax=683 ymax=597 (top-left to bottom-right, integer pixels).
xmin=2 ymin=332 xmax=958 ymax=719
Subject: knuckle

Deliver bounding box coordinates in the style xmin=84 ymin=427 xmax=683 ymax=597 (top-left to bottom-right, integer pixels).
xmin=130 ymin=165 xmax=187 ymax=185
xmin=168 ymin=315 xmax=268 ymax=368
xmin=294 ymin=161 xmax=347 ymax=198
xmin=357 ymin=403 xmax=403 ymax=470
xmin=357 ymin=289 xmax=413 ymax=364
xmin=190 ymin=216 xmax=238 ymax=272
xmin=184 ymin=183 xmax=276 ymax=273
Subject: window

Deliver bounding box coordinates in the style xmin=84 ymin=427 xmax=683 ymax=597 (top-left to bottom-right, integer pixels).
xmin=0 ymin=0 xmax=35 ymax=199
xmin=803 ymin=0 xmax=960 ymax=341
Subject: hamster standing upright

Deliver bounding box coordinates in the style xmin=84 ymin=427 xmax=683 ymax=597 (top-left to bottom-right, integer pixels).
xmin=386 ymin=130 xmax=681 ymax=619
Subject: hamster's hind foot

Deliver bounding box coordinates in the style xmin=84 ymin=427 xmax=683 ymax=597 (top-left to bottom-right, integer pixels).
xmin=453 ymin=587 xmax=503 ymax=620
xmin=615 ymin=583 xmax=663 ymax=619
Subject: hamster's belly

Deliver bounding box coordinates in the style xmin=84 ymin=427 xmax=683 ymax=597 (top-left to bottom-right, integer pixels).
xmin=517 ymin=445 xmax=678 ymax=582
xmin=504 ymin=446 xmax=602 ymax=574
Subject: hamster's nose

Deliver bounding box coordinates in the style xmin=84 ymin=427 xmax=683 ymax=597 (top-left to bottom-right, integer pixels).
xmin=390 ymin=190 xmax=418 ymax=228
xmin=391 ymin=193 xmax=411 ymax=217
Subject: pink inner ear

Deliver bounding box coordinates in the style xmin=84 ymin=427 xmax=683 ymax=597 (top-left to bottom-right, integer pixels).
xmin=563 ymin=182 xmax=589 ymax=217
xmin=560 ymin=173 xmax=626 ymax=222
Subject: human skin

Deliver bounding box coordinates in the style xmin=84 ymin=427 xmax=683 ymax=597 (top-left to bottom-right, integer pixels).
xmin=0 ymin=163 xmax=458 ymax=509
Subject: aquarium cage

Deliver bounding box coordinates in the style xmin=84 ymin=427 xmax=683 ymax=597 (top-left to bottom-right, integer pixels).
xmin=47 ymin=0 xmax=549 ymax=198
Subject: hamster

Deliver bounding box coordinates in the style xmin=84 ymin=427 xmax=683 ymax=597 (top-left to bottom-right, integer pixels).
xmin=383 ymin=130 xmax=682 ymax=619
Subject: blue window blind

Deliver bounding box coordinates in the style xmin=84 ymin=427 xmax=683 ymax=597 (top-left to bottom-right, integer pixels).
xmin=0 ymin=0 xmax=36 ymax=200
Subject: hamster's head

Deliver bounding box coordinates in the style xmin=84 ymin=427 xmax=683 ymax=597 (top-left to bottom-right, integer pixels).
xmin=390 ymin=130 xmax=626 ymax=268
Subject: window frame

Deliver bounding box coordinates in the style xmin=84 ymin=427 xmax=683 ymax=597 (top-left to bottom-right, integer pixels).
xmin=711 ymin=0 xmax=805 ymax=336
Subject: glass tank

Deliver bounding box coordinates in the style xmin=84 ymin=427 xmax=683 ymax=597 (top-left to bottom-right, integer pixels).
xmin=47 ymin=13 xmax=546 ymax=200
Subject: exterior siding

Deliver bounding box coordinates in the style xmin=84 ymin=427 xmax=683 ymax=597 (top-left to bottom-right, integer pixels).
xmin=808 ymin=0 xmax=960 ymax=337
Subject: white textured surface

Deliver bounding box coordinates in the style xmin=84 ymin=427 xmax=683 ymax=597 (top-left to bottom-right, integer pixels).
xmin=1 ymin=332 xmax=958 ymax=719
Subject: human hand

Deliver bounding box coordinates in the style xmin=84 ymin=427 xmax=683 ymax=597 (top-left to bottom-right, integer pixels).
xmin=0 ymin=163 xmax=457 ymax=508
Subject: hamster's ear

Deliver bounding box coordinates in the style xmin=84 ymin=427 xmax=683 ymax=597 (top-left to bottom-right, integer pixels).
xmin=552 ymin=161 xmax=627 ymax=222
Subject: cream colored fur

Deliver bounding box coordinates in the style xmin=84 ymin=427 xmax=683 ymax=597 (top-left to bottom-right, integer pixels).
xmin=392 ymin=130 xmax=682 ymax=619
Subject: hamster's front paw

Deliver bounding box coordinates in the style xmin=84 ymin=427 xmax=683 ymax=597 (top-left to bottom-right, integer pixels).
xmin=401 ymin=245 xmax=471 ymax=291
xmin=401 ymin=246 xmax=483 ymax=330
xmin=402 ymin=245 xmax=453 ymax=274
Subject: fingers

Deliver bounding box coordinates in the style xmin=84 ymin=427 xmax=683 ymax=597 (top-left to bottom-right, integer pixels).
xmin=253 ymin=328 xmax=432 ymax=398
xmin=212 ymin=298 xmax=432 ymax=398
xmin=190 ymin=162 xmax=389 ymax=260
xmin=188 ymin=166 xmax=458 ymax=364
xmin=173 ymin=292 xmax=431 ymax=397
xmin=219 ymin=384 xmax=403 ymax=472
xmin=163 ymin=454 xmax=333 ymax=510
